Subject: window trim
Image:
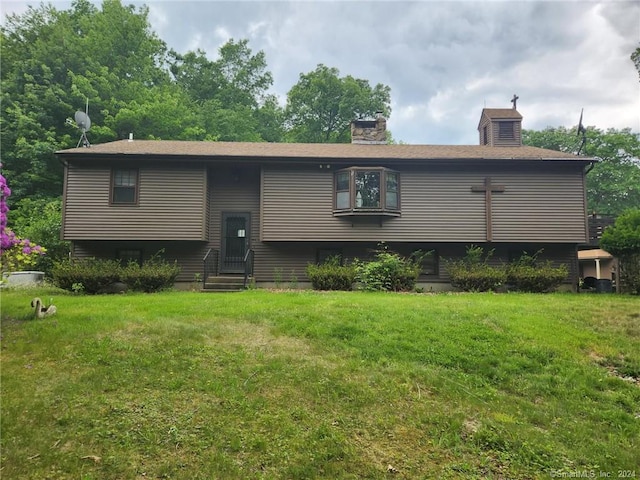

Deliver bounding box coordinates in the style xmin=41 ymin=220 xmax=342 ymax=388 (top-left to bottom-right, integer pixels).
xmin=110 ymin=168 xmax=139 ymax=205
xmin=333 ymin=167 xmax=401 ymax=217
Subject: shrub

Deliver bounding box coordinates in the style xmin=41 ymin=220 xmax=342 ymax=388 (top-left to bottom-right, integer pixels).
xmin=51 ymin=258 xmax=121 ymax=294
xmin=1 ymin=232 xmax=47 ymax=273
xmin=446 ymin=245 xmax=505 ymax=292
xmin=600 ymin=208 xmax=640 ymax=256
xmin=9 ymin=198 xmax=70 ymax=273
xmin=506 ymin=251 xmax=568 ymax=293
xmin=448 ymin=263 xmax=506 ymax=292
xmin=600 ymin=208 xmax=640 ymax=294
xmin=616 ymin=253 xmax=640 ymax=295
xmin=51 ymin=253 xmax=181 ymax=294
xmin=447 ymin=247 xmax=569 ymax=293
xmin=306 ymin=256 xmax=355 ymax=291
xmin=121 ymin=257 xmax=181 ymax=293
xmin=1 ymin=171 xmax=48 ymax=275
xmin=354 ymin=247 xmax=423 ymax=292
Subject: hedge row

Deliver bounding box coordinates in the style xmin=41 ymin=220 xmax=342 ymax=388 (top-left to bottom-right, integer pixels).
xmin=306 ymin=248 xmax=428 ymax=292
xmin=306 ymin=256 xmax=356 ymax=291
xmin=506 ymin=262 xmax=568 ymax=293
xmin=446 ymin=246 xmax=568 ymax=293
xmin=446 ymin=263 xmax=506 ymax=292
xmin=51 ymin=255 xmax=180 ymax=294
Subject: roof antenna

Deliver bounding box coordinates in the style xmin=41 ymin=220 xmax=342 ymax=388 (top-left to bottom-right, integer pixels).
xmin=71 ymin=98 xmax=91 ymax=148
xmin=576 ymin=108 xmax=586 ymax=155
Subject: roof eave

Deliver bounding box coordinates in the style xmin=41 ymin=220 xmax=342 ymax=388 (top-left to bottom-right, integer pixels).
xmin=55 ymin=151 xmax=594 ymax=164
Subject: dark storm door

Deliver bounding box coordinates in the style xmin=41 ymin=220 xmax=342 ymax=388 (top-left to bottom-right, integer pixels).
xmin=221 ymin=212 xmax=250 ymax=273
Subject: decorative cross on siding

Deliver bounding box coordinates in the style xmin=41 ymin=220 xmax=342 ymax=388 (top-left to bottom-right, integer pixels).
xmin=471 ymin=177 xmax=505 ymax=242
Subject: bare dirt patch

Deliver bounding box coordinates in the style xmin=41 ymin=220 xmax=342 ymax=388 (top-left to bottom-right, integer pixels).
xmin=210 ymin=321 xmax=338 ymax=369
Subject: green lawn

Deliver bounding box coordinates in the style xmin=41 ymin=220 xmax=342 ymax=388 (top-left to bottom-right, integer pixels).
xmin=1 ymin=288 xmax=639 ymax=479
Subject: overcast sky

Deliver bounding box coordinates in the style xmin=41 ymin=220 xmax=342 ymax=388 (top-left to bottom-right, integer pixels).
xmin=2 ymin=0 xmax=639 ymax=145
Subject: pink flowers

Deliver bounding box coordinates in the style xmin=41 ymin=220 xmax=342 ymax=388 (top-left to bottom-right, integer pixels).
xmin=1 ymin=168 xmax=46 ymax=273
xmin=1 ymin=172 xmax=13 ymax=251
xmin=21 ymin=240 xmax=44 ymax=255
xmin=1 ymin=231 xmax=14 ymax=251
xmin=24 ymin=242 xmax=44 ymax=255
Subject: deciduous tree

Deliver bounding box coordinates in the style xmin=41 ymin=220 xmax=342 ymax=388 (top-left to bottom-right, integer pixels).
xmin=169 ymin=39 xmax=283 ymax=141
xmin=1 ymin=0 xmax=172 ymax=202
xmin=284 ymin=64 xmax=391 ymax=143
xmin=523 ymin=127 xmax=640 ymax=215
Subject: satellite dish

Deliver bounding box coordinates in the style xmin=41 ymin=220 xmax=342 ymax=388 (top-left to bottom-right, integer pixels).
xmin=74 ymin=111 xmax=91 ymax=132
xmin=73 ymin=99 xmax=91 ymax=148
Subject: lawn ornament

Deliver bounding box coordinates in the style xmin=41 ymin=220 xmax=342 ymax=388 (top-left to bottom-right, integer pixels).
xmin=31 ymin=297 xmax=57 ymax=319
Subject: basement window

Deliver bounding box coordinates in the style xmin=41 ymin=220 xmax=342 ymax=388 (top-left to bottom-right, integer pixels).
xmin=420 ymin=251 xmax=439 ymax=276
xmin=117 ymin=249 xmax=143 ymax=266
xmin=317 ymin=248 xmax=343 ymax=265
xmin=334 ymin=167 xmax=400 ymax=217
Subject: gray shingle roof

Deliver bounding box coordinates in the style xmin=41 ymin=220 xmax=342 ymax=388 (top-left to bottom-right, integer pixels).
xmin=57 ymin=139 xmax=591 ymax=162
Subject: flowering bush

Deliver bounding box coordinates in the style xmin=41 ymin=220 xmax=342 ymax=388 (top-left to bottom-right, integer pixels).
xmin=1 ymin=231 xmax=47 ymax=272
xmin=1 ymin=169 xmax=46 ymax=273
xmin=1 ymin=172 xmax=11 ymax=250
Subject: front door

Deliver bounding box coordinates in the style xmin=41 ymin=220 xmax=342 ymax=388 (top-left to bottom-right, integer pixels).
xmin=221 ymin=212 xmax=250 ymax=273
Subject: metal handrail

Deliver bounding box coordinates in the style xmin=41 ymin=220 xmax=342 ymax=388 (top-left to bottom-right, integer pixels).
xmin=243 ymin=249 xmax=254 ymax=289
xmin=203 ymin=248 xmax=251 ymax=289
xmin=202 ymin=248 xmax=219 ymax=289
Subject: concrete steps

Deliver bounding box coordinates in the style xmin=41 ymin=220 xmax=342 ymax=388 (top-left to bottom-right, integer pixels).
xmin=202 ymin=275 xmax=248 ymax=292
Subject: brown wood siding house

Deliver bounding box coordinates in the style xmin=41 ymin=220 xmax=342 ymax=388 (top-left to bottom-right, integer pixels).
xmin=57 ymin=107 xmax=593 ymax=290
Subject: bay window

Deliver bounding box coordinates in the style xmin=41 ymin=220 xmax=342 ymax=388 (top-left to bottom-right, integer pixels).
xmin=334 ymin=167 xmax=400 ymax=216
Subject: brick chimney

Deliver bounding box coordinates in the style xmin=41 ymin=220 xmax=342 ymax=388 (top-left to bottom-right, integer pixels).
xmin=351 ymin=112 xmax=387 ymax=144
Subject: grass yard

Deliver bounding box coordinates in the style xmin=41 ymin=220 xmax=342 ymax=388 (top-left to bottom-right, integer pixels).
xmin=1 ymin=288 xmax=639 ymax=479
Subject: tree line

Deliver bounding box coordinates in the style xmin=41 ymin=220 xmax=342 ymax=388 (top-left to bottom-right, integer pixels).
xmin=0 ymin=0 xmax=391 ymax=204
xmin=1 ymin=0 xmax=639 ymax=266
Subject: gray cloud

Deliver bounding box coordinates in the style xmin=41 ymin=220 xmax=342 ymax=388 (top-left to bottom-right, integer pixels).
xmin=3 ymin=0 xmax=639 ymax=144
